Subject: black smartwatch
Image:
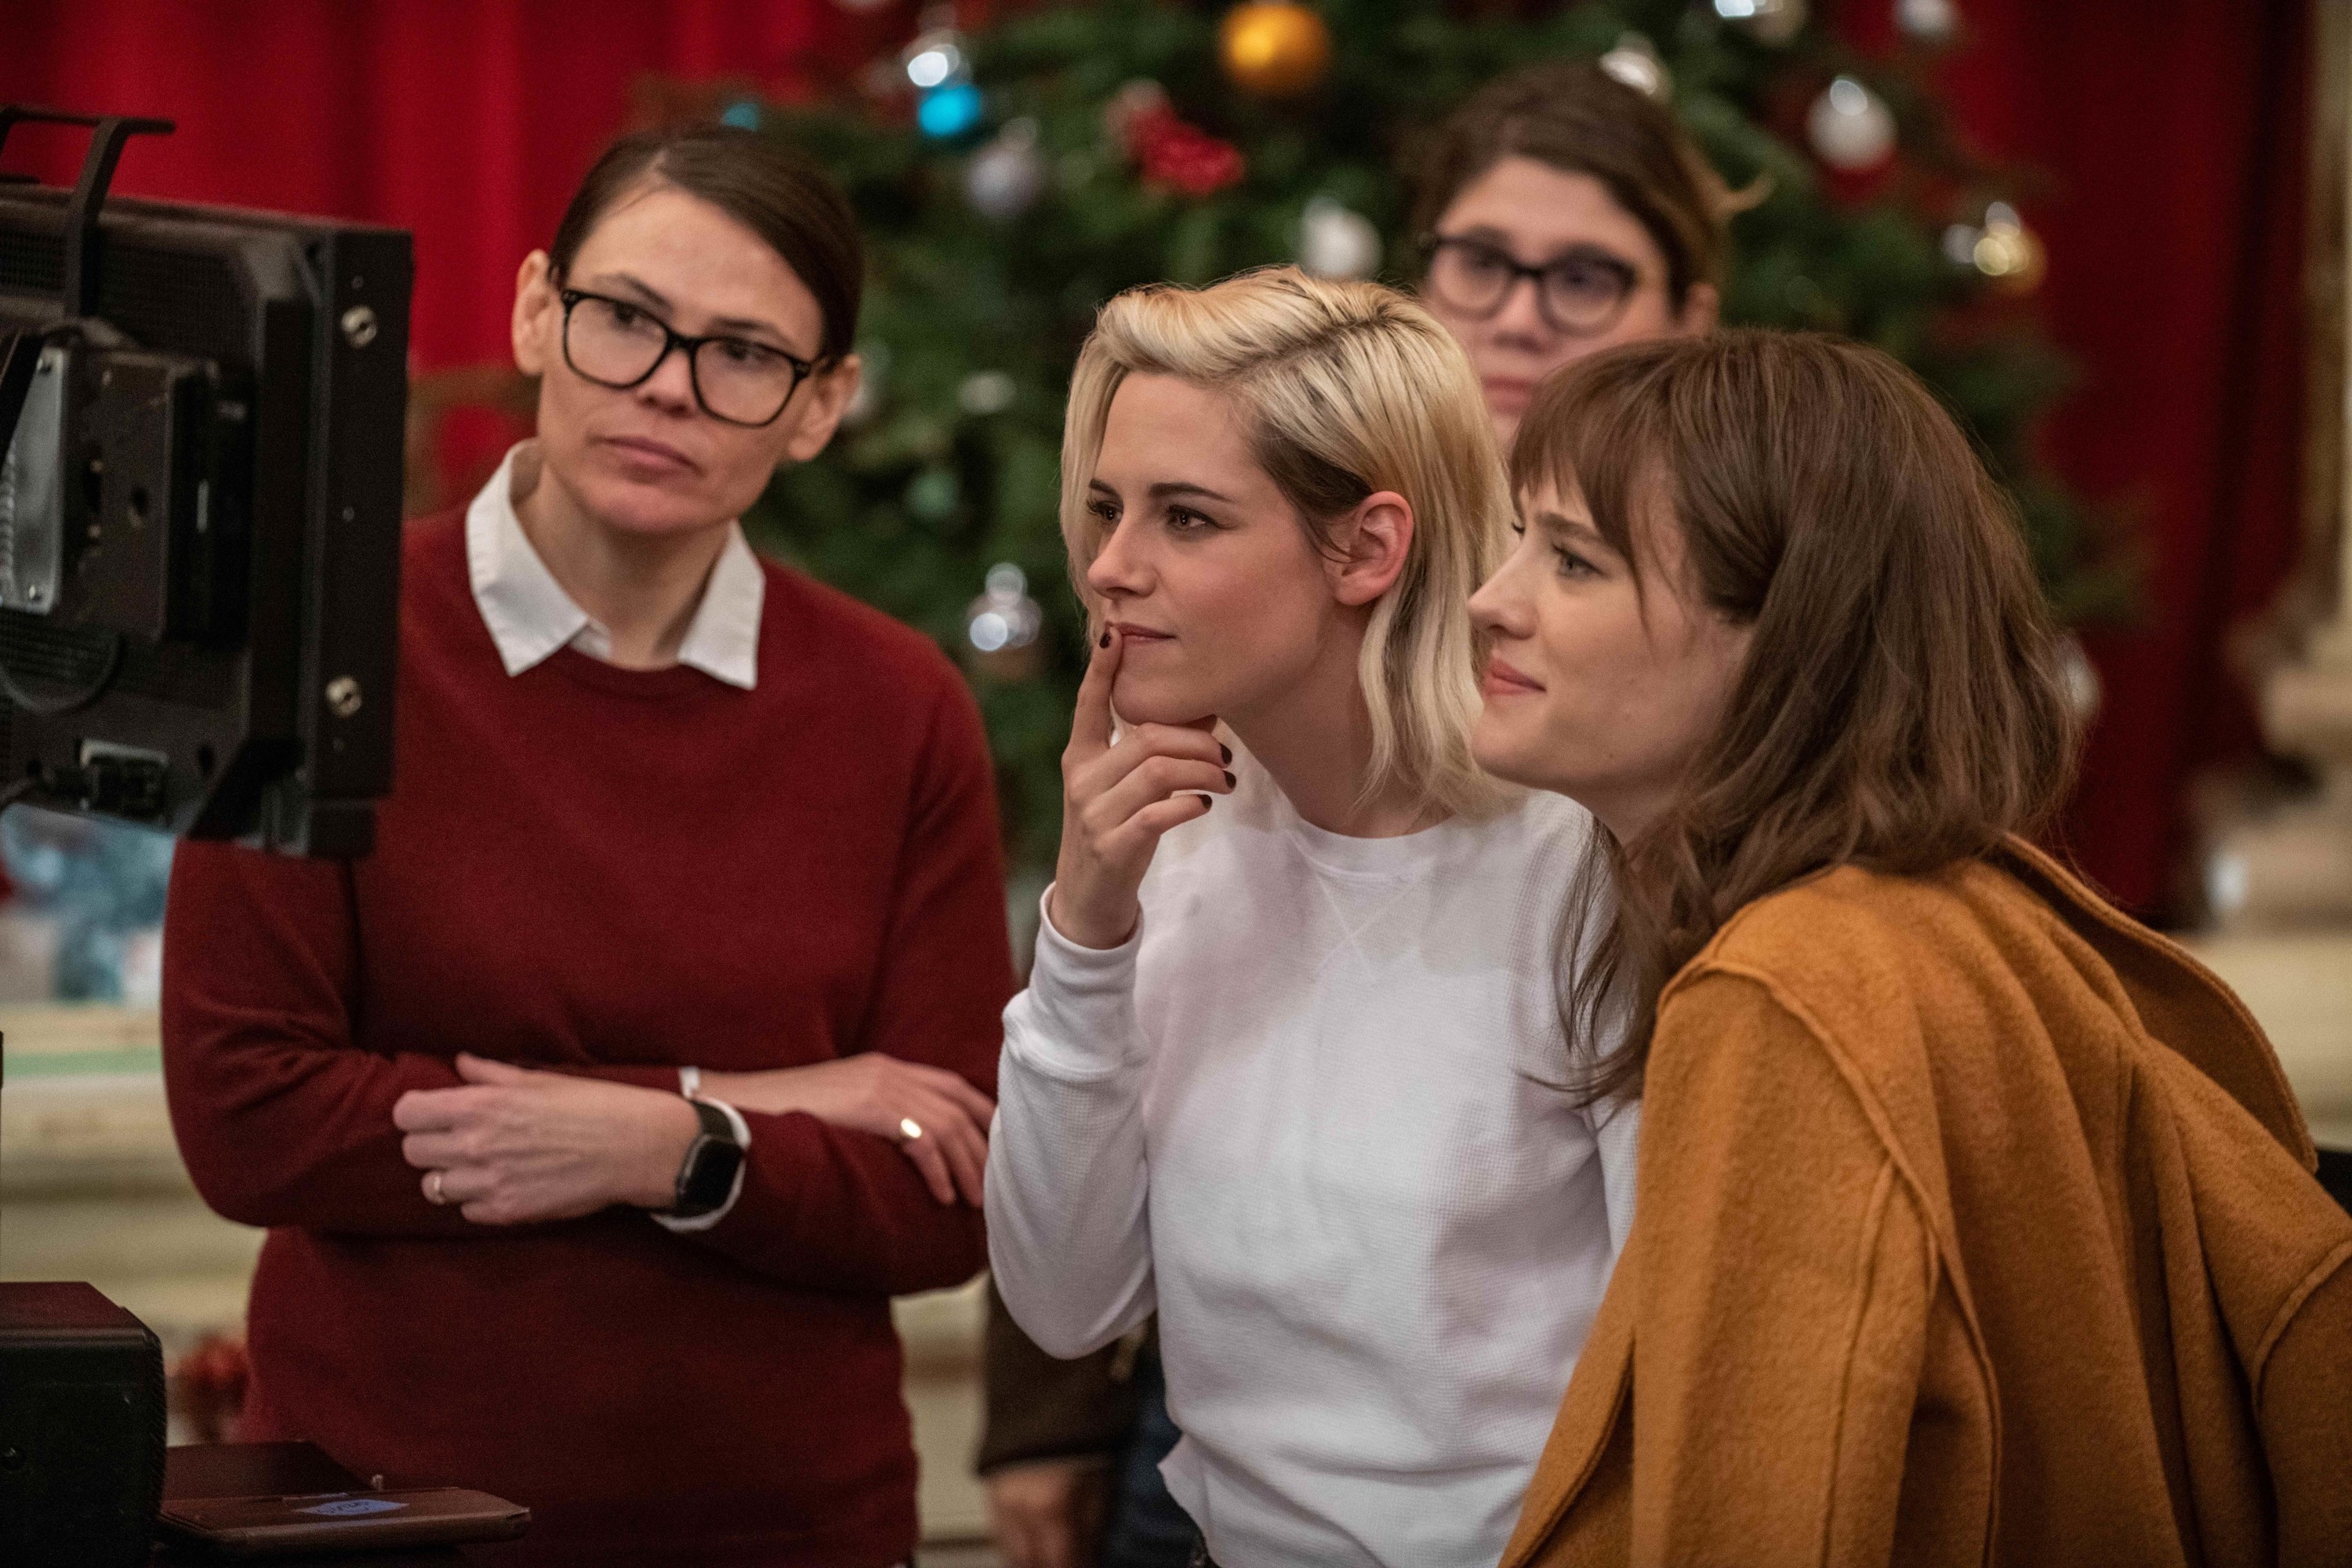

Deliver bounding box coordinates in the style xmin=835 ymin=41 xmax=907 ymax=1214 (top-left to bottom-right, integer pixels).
xmin=666 ymin=1098 xmax=746 ymax=1221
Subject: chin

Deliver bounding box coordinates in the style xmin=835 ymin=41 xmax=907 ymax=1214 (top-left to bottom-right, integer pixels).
xmin=1112 ymin=670 xmax=1221 ymax=728
xmin=1470 ymin=713 xmax=1549 ymax=791
xmin=572 ymin=472 xmax=735 ymax=538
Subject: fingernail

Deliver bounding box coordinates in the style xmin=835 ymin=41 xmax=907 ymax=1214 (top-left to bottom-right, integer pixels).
xmin=1223 ymin=770 xmax=1236 ymax=789
xmin=1098 ymin=630 xmax=1111 ymax=648
xmin=1219 ymin=744 xmax=1232 ymax=764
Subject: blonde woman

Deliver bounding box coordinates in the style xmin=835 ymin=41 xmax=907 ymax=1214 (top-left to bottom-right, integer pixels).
xmin=985 ymin=267 xmax=1636 ymax=1568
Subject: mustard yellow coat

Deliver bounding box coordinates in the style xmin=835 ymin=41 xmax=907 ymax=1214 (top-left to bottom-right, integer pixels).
xmin=1505 ymin=840 xmax=2352 ymax=1568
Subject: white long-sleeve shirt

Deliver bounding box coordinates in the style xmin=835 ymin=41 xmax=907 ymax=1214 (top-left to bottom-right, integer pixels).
xmin=986 ymin=758 xmax=1638 ymax=1568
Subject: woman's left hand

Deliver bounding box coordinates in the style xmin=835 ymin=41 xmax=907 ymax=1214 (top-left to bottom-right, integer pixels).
xmin=393 ymin=1054 xmax=701 ymax=1225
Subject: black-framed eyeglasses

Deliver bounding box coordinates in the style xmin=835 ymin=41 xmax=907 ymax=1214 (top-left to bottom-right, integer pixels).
xmin=557 ymin=286 xmax=821 ymax=427
xmin=1421 ymin=235 xmax=1641 ymax=337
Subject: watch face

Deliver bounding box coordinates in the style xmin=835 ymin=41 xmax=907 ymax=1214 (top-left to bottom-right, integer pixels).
xmin=676 ymin=1126 xmax=745 ymax=1216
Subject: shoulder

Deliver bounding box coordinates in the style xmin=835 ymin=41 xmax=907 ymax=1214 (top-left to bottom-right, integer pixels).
xmin=759 ymin=559 xmax=969 ymax=707
xmin=400 ymin=506 xmax=469 ymax=595
xmin=1678 ymin=857 xmax=2031 ymax=1003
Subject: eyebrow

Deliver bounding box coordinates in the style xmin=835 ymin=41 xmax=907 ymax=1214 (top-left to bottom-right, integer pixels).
xmin=1444 ymin=229 xmax=1638 ymax=271
xmin=1148 ymin=481 xmax=1235 ymax=504
xmin=584 ymin=272 xmax=800 ymax=350
xmin=1534 ymin=509 xmax=1609 ymax=545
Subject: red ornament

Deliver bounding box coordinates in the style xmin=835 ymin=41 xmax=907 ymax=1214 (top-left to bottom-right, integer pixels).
xmin=1127 ymin=102 xmax=1245 ymax=196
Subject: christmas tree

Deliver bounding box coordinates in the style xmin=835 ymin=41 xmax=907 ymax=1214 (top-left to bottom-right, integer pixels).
xmin=742 ymin=0 xmax=2121 ymax=872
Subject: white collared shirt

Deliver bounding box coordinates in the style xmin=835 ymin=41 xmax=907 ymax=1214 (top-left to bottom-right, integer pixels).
xmin=466 ymin=441 xmax=765 ymax=690
xmin=463 ymin=441 xmax=757 ymax=1230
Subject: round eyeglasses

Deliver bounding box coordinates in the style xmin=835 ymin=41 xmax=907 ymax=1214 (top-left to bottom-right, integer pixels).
xmin=557 ymin=287 xmax=820 ymax=427
xmin=1421 ymin=236 xmax=1641 ymax=338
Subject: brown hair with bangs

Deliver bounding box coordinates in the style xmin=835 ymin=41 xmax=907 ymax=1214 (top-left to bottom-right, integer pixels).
xmin=1510 ymin=329 xmax=2082 ymax=1102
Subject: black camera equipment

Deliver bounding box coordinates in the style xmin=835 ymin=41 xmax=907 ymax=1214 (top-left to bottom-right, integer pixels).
xmin=0 ymin=107 xmax=409 ymax=856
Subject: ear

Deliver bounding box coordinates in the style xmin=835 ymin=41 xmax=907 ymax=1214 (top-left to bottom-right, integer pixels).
xmin=779 ymin=354 xmax=862 ymax=463
xmin=512 ymin=251 xmax=560 ymax=377
xmin=1329 ymin=489 xmax=1415 ymax=608
xmin=1674 ymin=281 xmax=1721 ymax=336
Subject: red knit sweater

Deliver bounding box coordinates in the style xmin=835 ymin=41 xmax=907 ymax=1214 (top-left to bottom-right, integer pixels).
xmin=162 ymin=510 xmax=1013 ymax=1566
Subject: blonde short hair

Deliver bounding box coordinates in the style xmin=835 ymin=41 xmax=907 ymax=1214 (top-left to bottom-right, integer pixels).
xmin=1060 ymin=267 xmax=1513 ymax=819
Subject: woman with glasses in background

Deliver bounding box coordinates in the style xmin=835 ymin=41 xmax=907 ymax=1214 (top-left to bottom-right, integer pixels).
xmin=1415 ymin=59 xmax=1730 ymax=448
xmin=163 ymin=125 xmax=1010 ymax=1568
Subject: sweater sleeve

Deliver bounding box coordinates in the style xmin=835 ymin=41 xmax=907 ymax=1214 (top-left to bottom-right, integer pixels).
xmin=982 ymin=895 xmax=1158 ymax=1359
xmin=1624 ymin=970 xmax=1937 ymax=1568
xmin=161 ymin=840 xmax=477 ymax=1236
xmin=673 ymin=676 xmax=1014 ymax=1297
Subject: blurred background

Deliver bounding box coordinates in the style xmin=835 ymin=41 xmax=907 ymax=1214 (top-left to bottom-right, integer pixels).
xmin=3 ymin=0 xmax=2348 ymax=1554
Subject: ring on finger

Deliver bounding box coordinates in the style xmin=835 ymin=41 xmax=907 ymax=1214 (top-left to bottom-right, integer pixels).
xmin=898 ymin=1116 xmax=924 ymax=1142
xmin=425 ymin=1169 xmax=448 ymax=1206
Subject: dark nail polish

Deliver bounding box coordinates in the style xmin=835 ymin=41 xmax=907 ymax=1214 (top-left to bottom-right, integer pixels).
xmin=1219 ymin=744 xmax=1232 ymax=764
xmin=1098 ymin=630 xmax=1111 ymax=648
xmin=1223 ymin=770 xmax=1236 ymax=789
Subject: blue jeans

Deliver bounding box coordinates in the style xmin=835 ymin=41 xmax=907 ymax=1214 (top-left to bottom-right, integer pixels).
xmin=1102 ymin=1351 xmax=1196 ymax=1568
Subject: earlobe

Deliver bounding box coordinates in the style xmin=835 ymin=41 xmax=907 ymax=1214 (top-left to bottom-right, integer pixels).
xmin=1676 ymin=282 xmax=1722 ymax=337
xmin=781 ymin=355 xmax=861 ymax=463
xmin=512 ymin=251 xmax=555 ymax=377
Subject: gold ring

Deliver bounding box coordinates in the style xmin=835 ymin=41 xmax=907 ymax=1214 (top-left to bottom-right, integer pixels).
xmin=425 ymin=1169 xmax=448 ymax=1205
xmin=898 ymin=1117 xmax=924 ymax=1142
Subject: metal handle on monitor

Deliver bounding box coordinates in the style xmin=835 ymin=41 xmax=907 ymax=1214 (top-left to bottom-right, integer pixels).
xmin=0 ymin=105 xmax=176 ymax=318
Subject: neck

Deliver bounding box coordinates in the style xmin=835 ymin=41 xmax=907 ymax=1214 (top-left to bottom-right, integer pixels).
xmin=1225 ymin=619 xmax=1443 ymax=839
xmin=514 ymin=456 xmax=731 ymax=670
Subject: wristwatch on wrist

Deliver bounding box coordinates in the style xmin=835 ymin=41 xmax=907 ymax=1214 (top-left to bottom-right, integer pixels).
xmin=666 ymin=1098 xmax=746 ymax=1220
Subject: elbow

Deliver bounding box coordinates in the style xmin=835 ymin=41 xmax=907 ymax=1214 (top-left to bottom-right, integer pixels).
xmin=176 ymin=1146 xmax=297 ymax=1230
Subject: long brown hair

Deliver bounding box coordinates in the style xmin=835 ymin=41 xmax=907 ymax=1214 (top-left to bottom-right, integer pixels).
xmin=1410 ymin=60 xmax=1737 ymax=310
xmin=1509 ymin=330 xmax=2081 ymax=1102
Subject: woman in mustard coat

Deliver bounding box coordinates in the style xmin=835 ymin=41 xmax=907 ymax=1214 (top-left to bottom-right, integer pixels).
xmin=1466 ymin=328 xmax=2352 ymax=1566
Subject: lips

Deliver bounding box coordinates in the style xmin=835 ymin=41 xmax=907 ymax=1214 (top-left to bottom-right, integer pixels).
xmin=1481 ymin=654 xmax=1544 ymax=696
xmin=600 ymin=434 xmax=697 ymax=474
xmin=1483 ymin=378 xmax=1537 ymax=410
xmin=1113 ymin=622 xmax=1174 ymax=644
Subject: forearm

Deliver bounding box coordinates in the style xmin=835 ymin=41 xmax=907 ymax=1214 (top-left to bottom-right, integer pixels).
xmin=677 ymin=1108 xmax=988 ymax=1294
xmin=163 ymin=1027 xmax=477 ymax=1236
xmin=984 ymin=917 xmax=1157 ymax=1359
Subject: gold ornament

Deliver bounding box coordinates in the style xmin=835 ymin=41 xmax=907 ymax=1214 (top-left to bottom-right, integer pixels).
xmin=1218 ymin=3 xmax=1332 ymax=97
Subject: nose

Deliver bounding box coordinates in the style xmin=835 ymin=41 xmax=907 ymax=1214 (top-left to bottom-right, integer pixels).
xmin=635 ymin=341 xmax=699 ymax=416
xmin=1468 ymin=539 xmax=1537 ymax=640
xmin=1487 ymin=275 xmax=1554 ymax=349
xmin=1086 ymin=513 xmax=1151 ymax=602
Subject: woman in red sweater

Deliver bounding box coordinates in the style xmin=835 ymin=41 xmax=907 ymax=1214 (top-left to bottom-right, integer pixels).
xmin=161 ymin=126 xmax=1012 ymax=1567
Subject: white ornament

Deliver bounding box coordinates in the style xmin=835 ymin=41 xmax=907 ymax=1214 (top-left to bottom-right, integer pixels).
xmin=966 ymin=118 xmax=1045 ymax=220
xmin=1598 ymin=33 xmax=1671 ymax=101
xmin=1297 ymin=197 xmax=1381 ymax=281
xmin=1895 ymin=0 xmax=1958 ymax=42
xmin=957 ymin=370 xmax=1018 ymax=416
xmin=1806 ymin=75 xmax=1896 ymax=170
xmin=902 ymin=31 xmax=967 ymax=91
xmin=1713 ymin=0 xmax=1806 ymax=46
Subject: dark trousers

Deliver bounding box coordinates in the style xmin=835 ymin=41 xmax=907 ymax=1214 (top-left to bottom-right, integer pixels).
xmin=1102 ymin=1350 xmax=1196 ymax=1568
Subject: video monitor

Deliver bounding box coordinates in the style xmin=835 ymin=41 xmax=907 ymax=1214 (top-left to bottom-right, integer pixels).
xmin=0 ymin=107 xmax=408 ymax=857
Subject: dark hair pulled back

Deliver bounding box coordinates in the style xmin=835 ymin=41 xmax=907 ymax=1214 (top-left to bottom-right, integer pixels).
xmin=1413 ymin=60 xmax=1735 ymax=310
xmin=550 ymin=124 xmax=864 ymax=360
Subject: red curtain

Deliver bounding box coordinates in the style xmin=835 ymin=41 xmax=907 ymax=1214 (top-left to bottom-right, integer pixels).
xmin=1 ymin=0 xmax=2318 ymax=916
xmin=1904 ymin=0 xmax=2317 ymax=916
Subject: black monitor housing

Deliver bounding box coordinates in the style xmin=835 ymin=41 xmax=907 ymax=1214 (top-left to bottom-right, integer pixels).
xmin=0 ymin=107 xmax=408 ymax=857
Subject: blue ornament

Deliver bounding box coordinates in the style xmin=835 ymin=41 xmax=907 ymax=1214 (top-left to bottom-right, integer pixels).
xmin=917 ymin=82 xmax=985 ymax=140
xmin=720 ymin=99 xmax=763 ymax=130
